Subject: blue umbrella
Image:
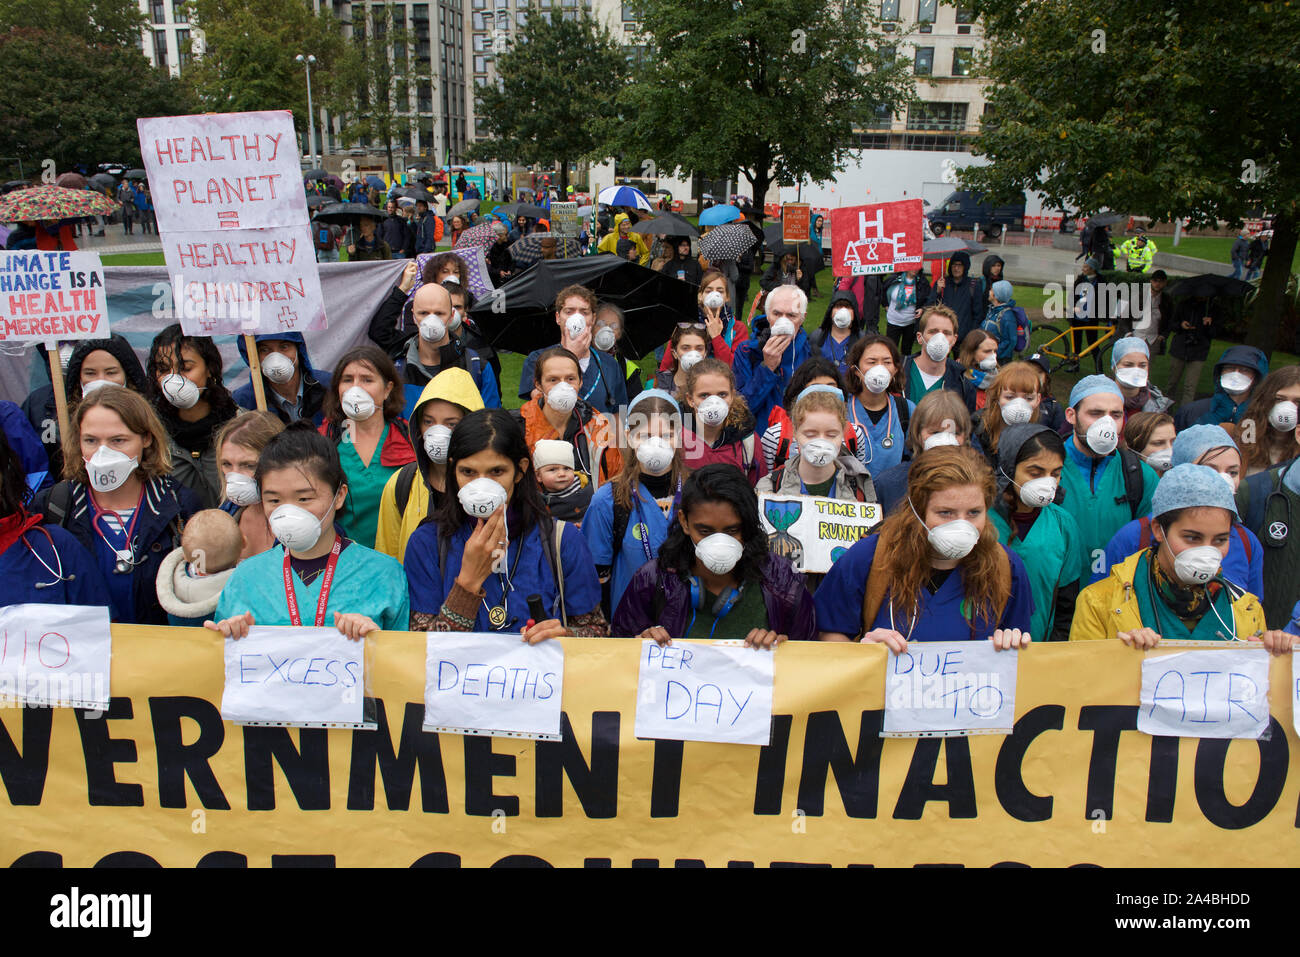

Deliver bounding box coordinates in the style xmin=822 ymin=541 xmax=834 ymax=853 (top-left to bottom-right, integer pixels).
xmin=597 ymin=185 xmax=653 ymax=211
xmin=699 ymin=204 xmax=742 ymax=226
xmin=365 ymin=174 xmax=386 ymax=190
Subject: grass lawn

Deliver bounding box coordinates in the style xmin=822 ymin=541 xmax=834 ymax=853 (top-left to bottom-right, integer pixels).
xmin=101 ymin=252 xmax=165 ymax=266
xmin=1129 ymin=234 xmax=1299 ymax=273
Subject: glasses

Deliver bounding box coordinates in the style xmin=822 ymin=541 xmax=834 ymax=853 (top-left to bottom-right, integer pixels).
xmin=677 ymin=322 xmax=706 ymax=330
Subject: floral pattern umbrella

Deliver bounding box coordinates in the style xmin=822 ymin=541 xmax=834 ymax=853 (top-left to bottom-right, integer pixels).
xmin=510 ymin=232 xmax=584 ymax=267
xmin=453 ymin=221 xmax=499 ymax=250
xmin=0 ymin=185 xmax=118 ymax=221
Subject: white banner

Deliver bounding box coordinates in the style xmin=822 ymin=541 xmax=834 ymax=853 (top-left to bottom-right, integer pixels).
xmin=1139 ymin=648 xmax=1270 ymax=739
xmin=221 ymin=627 xmax=367 ymax=728
xmin=634 ymin=640 xmax=774 ymax=746
xmin=758 ymin=494 xmax=882 ymax=573
xmin=422 ymin=632 xmax=564 ymax=740
xmin=883 ymin=641 xmax=1018 ymax=737
xmin=0 ymin=252 xmax=107 ymax=343
xmin=0 ymin=604 xmax=111 ymax=710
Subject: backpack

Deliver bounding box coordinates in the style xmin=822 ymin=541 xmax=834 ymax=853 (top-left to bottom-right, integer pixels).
xmin=437 ymin=518 xmax=570 ymax=627
xmin=1011 ymin=306 xmax=1031 ymax=352
xmin=1236 ymin=463 xmax=1290 ymax=538
xmin=1115 ymin=447 xmax=1147 ymax=521
xmin=1135 ymin=515 xmax=1253 ymax=563
xmin=314 ymin=224 xmax=334 ymax=251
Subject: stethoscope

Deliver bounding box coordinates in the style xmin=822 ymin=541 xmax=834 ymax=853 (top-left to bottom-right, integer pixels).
xmin=26 ymin=527 xmax=77 ymax=590
xmin=1143 ymin=550 xmax=1239 ymax=642
xmin=850 ymin=394 xmax=896 ymax=465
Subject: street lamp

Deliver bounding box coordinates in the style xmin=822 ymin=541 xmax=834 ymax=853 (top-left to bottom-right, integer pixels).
xmin=296 ymin=54 xmax=318 ymax=168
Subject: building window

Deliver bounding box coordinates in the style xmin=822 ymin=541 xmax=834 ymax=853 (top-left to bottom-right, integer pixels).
xmin=516 ymin=10 xmax=527 ymax=24
xmin=918 ymin=0 xmax=936 ymax=32
xmin=955 ymin=6 xmax=973 ymax=25
xmin=880 ymin=0 xmax=899 ymax=19
xmin=172 ymin=0 xmax=188 ymax=23
xmin=177 ymin=28 xmax=191 ymax=68
xmin=906 ymin=101 xmax=969 ymax=131
xmin=952 ymin=47 xmax=973 ymax=76
xmin=474 ymin=54 xmax=491 ymax=72
xmin=473 ymin=34 xmax=491 ymax=51
xmin=495 ymin=0 xmax=507 ymax=8
xmin=473 ymin=11 xmax=488 ymax=28
xmin=472 ymin=0 xmax=486 ymax=7
xmin=151 ymin=0 xmax=166 ymax=24
xmin=913 ymin=46 xmax=933 ymax=75
xmin=152 ymin=29 xmax=168 ymax=68
xmin=866 ymin=102 xmax=893 ymax=129
xmin=417 ymin=80 xmax=433 ymax=113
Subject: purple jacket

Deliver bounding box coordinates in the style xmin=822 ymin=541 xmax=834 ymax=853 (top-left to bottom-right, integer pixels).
xmin=612 ymin=554 xmax=817 ymax=641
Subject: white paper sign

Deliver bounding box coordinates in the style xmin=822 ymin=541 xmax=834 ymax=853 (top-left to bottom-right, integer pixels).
xmin=137 ymin=110 xmax=327 ymax=336
xmin=883 ymin=641 xmax=1017 ymax=737
xmin=1139 ymin=649 xmax=1270 ymax=740
xmin=0 ymin=604 xmax=111 ymax=710
xmin=634 ymin=640 xmax=774 ymax=746
xmin=0 ymin=252 xmax=107 ymax=343
xmin=221 ymin=627 xmax=367 ymax=728
xmin=758 ymin=494 xmax=882 ymax=573
xmin=1293 ymin=651 xmax=1300 ymax=739
xmin=422 ymin=633 xmax=564 ymax=741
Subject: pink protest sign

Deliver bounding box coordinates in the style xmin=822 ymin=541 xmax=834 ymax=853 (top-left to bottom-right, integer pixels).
xmin=137 ymin=110 xmax=326 ymax=335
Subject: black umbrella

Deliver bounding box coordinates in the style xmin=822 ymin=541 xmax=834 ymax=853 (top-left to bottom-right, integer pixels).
xmin=1169 ymin=274 xmax=1254 ymax=299
xmin=88 ymin=172 xmax=117 ymax=190
xmin=632 ymin=212 xmax=698 ymax=238
xmin=392 ymin=186 xmax=435 ymax=202
xmin=123 ymin=169 xmax=147 ymax=181
xmin=305 ymin=193 xmax=327 ymax=209
xmin=2 ymin=180 xmax=30 ymax=194
xmin=496 ymin=202 xmax=549 ymax=220
xmin=303 ymin=168 xmax=329 ymax=181
xmin=1087 ymin=211 xmax=1125 ymax=228
xmin=448 ymin=198 xmax=480 ymax=218
xmin=470 ymin=254 xmax=699 ymax=357
xmin=313 ymin=202 xmax=389 ymax=225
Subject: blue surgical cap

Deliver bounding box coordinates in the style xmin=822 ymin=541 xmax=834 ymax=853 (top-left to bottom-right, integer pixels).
xmin=1171 ymin=424 xmax=1236 ymax=468
xmin=992 ymin=279 xmax=1014 ymax=303
xmin=795 ymin=384 xmax=845 ymax=406
xmin=1151 ymin=463 xmax=1239 ymax=520
xmin=1110 ymin=336 xmax=1150 ymax=369
xmin=1068 ymin=374 xmax=1123 ymax=409
xmin=628 ymin=388 xmax=680 ymax=416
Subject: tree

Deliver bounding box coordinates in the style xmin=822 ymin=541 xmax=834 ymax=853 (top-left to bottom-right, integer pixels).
xmin=0 ymin=27 xmax=196 ymax=173
xmin=334 ymin=4 xmax=412 ymax=178
xmin=607 ymin=0 xmax=915 ymax=221
xmin=962 ymin=0 xmax=1300 ymax=355
xmin=468 ymin=9 xmax=628 ymax=194
xmin=182 ymin=0 xmax=345 ymax=146
xmin=0 ymin=0 xmax=145 ymax=48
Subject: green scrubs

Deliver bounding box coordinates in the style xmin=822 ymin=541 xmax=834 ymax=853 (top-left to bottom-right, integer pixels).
xmin=991 ymin=503 xmax=1083 ymax=640
xmin=1132 ymin=552 xmax=1235 ymax=641
xmin=338 ymin=422 xmax=398 ymax=549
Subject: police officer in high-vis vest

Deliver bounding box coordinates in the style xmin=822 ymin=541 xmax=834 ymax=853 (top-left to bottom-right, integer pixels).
xmin=1117 ymin=229 xmax=1157 ymax=273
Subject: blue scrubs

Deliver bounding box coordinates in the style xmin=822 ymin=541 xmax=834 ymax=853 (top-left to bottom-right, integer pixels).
xmin=405 ymin=518 xmax=601 ymax=631
xmin=92 ymin=509 xmax=136 ymax=623
xmin=582 ymin=481 xmax=674 ymax=613
xmin=849 ymin=395 xmax=911 ymax=474
xmin=0 ymin=526 xmax=110 ymax=608
xmin=815 ymin=533 xmax=1035 ymax=640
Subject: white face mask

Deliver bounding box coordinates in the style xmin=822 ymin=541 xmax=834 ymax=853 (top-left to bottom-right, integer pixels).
xmin=703 ymin=291 xmax=726 ymax=310
xmin=224 ymin=472 xmax=260 ymax=507
xmin=1268 ymin=400 xmax=1298 ymax=431
xmin=1115 ymin=366 xmax=1148 ymax=389
xmin=1143 ymin=447 xmax=1173 ymax=472
xmin=85 ymin=445 xmax=138 ymax=492
xmin=694 ymin=532 xmax=744 ymax=575
xmin=545 ymin=382 xmax=578 ymax=413
xmin=1014 ymin=475 xmax=1058 ymax=508
xmin=923 ymin=431 xmax=961 ymax=451
xmin=260 ymin=351 xmax=296 ymax=384
xmin=458 ymin=476 xmax=509 ymax=518
xmin=678 ymin=349 xmax=704 ymax=371
xmin=1168 ymin=541 xmax=1223 ymax=586
xmin=1220 ymin=371 xmax=1253 ymax=395
xmin=159 ymin=373 xmax=203 ymax=410
xmin=593 ymin=326 xmax=617 ymax=352
xmin=419 ymin=315 xmax=447 ymax=342
xmin=978 ymin=356 xmax=998 ymax=373
xmin=925 ymin=333 xmax=951 ymax=362
xmin=800 ymin=438 xmax=838 ymax=468
xmin=1215 ymin=469 xmax=1237 ymax=492
xmin=696 ymin=395 xmax=729 ymax=427
xmin=769 ymin=317 xmax=796 ymax=338
xmin=564 ymin=313 xmax=588 ymax=339
xmin=422 ymin=424 xmax=452 ymax=464
xmin=862 ymin=366 xmax=892 ymax=394
xmin=268 ymin=503 xmax=324 ymax=551
xmin=911 ymin=498 xmax=981 ymax=561
xmin=832 ymin=308 xmax=853 ymax=329
xmin=1001 ymin=397 xmax=1034 ymax=425
xmin=340 ymin=386 xmax=377 ymax=421
xmin=635 ymin=435 xmax=674 ymax=474
xmin=447 ymin=308 xmax=463 ymax=332
xmin=81 ymin=378 xmax=116 ymax=397
xmin=1084 ymin=415 xmax=1120 ymax=456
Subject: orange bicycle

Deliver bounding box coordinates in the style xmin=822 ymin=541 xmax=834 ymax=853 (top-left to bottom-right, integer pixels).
xmin=1031 ymin=323 xmax=1117 ymax=374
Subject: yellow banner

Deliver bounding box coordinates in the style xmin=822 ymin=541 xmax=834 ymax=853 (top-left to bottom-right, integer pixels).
xmin=2 ymin=628 xmax=1297 ymax=867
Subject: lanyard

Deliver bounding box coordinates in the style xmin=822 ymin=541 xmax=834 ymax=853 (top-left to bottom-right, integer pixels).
xmin=283 ymin=536 xmax=342 ymax=627
xmin=580 ymin=355 xmax=603 ymax=403
xmin=90 ymin=488 xmax=144 ymax=564
xmin=632 ymin=477 xmax=682 ymax=561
